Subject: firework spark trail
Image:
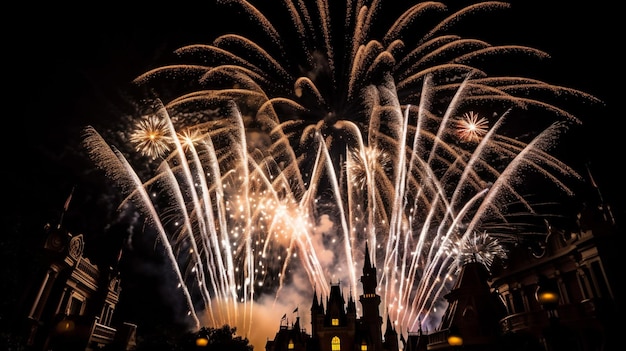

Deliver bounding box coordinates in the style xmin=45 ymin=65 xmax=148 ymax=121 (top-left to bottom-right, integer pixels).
xmin=378 ymin=78 xmax=486 ymax=327
xmin=158 ymin=104 xmax=246 ymax=326
xmin=225 ymin=102 xmax=258 ymax=331
xmin=243 ymin=145 xmax=330 ymax=302
xmin=316 ymin=131 xmax=359 ymax=295
xmin=462 ymin=122 xmax=572 ymax=239
xmin=293 ymin=136 xmax=333 ymax=297
xmin=381 ymin=82 xmax=410 ymax=318
xmin=82 ymin=126 xmax=201 ymax=329
xmin=274 ymin=202 xmax=330 ymax=302
xmin=194 ymin=131 xmax=239 ymax=316
xmin=396 ymin=101 xmax=441 ymax=328
xmin=174 ymin=100 xmax=327 ymax=321
xmin=411 ymin=187 xmax=491 ymax=328
xmin=178 ymin=136 xmax=236 ymax=325
xmin=158 ymin=102 xmax=215 ymax=289
xmin=395 ymin=78 xmax=435 ymax=301
xmin=158 ymin=164 xmax=215 ymax=322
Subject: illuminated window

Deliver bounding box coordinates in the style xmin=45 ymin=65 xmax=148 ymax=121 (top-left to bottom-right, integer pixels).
xmin=288 ymin=339 xmax=294 ymax=349
xmin=331 ymin=336 xmax=341 ymax=351
xmin=361 ymin=341 xmax=368 ymax=350
xmin=332 ymin=318 xmax=339 ymax=326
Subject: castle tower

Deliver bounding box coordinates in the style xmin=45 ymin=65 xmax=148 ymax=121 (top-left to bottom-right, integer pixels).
xmin=270 ymin=242 xmax=398 ymax=351
xmin=359 ymin=241 xmax=383 ymax=350
xmin=383 ymin=313 xmax=399 ymax=351
xmin=309 ymin=283 xmax=356 ymax=351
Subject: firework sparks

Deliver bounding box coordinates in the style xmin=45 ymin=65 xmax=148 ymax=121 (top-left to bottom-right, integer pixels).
xmin=455 ymin=111 xmax=489 ymax=142
xmin=129 ymin=114 xmax=172 ymax=159
xmin=84 ymin=0 xmax=600 ymax=347
xmin=455 ymin=231 xmax=508 ymax=269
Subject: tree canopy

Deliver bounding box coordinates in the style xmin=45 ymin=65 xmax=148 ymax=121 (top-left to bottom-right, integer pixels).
xmin=134 ymin=324 xmax=253 ymax=351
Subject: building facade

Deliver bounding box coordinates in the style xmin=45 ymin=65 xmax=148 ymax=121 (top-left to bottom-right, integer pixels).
xmin=410 ymin=174 xmax=619 ymax=351
xmin=488 ymin=184 xmax=618 ymax=351
xmin=19 ymin=223 xmax=136 ymax=351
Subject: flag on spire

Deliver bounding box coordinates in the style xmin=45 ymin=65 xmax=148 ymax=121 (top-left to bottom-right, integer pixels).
xmin=63 ymin=186 xmax=75 ymax=212
xmin=281 ymin=313 xmax=286 ymax=320
xmin=58 ymin=186 xmax=75 ymax=229
xmin=293 ymin=307 xmax=298 ymax=313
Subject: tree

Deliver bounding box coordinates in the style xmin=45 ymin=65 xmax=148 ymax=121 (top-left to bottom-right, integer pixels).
xmin=133 ymin=323 xmax=188 ymax=351
xmin=189 ymin=325 xmax=253 ymax=351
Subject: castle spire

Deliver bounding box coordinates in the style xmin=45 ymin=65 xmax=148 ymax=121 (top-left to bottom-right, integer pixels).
xmin=361 ymin=242 xmax=377 ymax=294
xmin=57 ymin=186 xmax=75 ymax=229
xmin=359 ymin=242 xmax=383 ymax=350
xmin=385 ymin=312 xmax=394 ymax=333
xmin=364 ymin=241 xmax=372 ymax=269
xmin=585 ymin=163 xmax=615 ymax=225
xmin=384 ymin=312 xmax=399 ymax=351
xmin=312 ymin=288 xmax=319 ymax=309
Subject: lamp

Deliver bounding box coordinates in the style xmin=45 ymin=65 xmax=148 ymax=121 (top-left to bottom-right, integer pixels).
xmin=447 ymin=325 xmax=463 ymax=348
xmin=535 ymin=275 xmax=560 ymax=351
xmin=536 ymin=289 xmax=559 ymax=306
xmin=535 ymin=275 xmax=559 ymax=318
xmin=195 ymin=337 xmax=209 ymax=347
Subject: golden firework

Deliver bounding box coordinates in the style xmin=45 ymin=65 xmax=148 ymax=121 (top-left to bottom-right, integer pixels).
xmin=455 ymin=111 xmax=489 ymax=142
xmin=129 ymin=114 xmax=172 ymax=159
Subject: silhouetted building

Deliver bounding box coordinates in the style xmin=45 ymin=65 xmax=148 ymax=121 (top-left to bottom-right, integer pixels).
xmin=267 ymin=173 xmax=618 ymax=351
xmin=423 ymin=260 xmax=507 ymax=351
xmin=488 ymin=173 xmax=619 ymax=351
xmin=264 ymin=316 xmax=312 ymax=351
xmin=19 ymin=222 xmax=136 ymax=351
xmin=417 ymin=170 xmax=619 ymax=351
xmin=266 ymin=242 xmax=399 ymax=351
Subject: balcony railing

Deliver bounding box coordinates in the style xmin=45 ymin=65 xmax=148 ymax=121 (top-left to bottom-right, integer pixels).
xmin=500 ymin=299 xmax=602 ymax=333
xmin=90 ymin=321 xmax=117 ymax=344
xmin=427 ymin=330 xmax=448 ymax=345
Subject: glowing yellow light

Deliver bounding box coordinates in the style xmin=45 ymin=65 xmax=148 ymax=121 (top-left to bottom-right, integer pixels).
xmin=196 ymin=337 xmax=209 ymax=347
xmin=55 ymin=320 xmax=75 ymax=334
xmin=448 ymin=335 xmax=463 ymax=346
xmin=537 ymin=291 xmax=559 ymax=305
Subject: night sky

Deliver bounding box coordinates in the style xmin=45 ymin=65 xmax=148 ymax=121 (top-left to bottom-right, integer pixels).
xmin=3 ymin=1 xmax=621 ymax=349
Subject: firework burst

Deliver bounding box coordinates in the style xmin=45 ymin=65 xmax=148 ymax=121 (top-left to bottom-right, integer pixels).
xmin=83 ymin=0 xmax=600 ymax=345
xmin=455 ymin=111 xmax=489 ymax=142
xmin=129 ymin=114 xmax=172 ymax=159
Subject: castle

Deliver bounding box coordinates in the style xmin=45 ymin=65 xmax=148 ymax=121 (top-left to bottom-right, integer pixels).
xmin=265 ymin=242 xmax=399 ymax=351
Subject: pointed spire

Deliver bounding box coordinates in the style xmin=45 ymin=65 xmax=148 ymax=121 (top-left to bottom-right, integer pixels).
xmin=385 ymin=312 xmax=394 ymax=333
xmin=364 ymin=241 xmax=372 ymax=269
xmin=361 ymin=240 xmax=378 ymax=295
xmin=586 ymin=162 xmax=603 ymax=201
xmin=585 ymin=162 xmax=615 ymax=224
xmin=58 ymin=185 xmax=75 ymax=229
xmin=293 ymin=316 xmax=300 ymax=331
xmin=312 ymin=288 xmax=319 ymax=308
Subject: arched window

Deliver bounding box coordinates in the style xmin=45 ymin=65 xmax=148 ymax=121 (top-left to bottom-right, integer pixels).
xmin=332 ymin=318 xmax=339 ymax=326
xmin=331 ymin=336 xmax=341 ymax=351
xmin=287 ymin=338 xmax=294 ymax=349
xmin=361 ymin=341 xmax=368 ymax=350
